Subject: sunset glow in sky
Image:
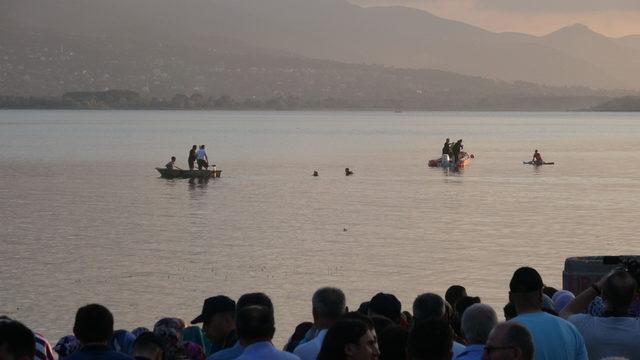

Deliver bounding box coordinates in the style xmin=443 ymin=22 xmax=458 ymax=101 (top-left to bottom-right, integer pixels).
xmin=349 ymin=0 xmax=640 ymax=37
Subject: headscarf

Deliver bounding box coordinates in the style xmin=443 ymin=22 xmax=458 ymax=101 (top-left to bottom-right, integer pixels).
xmin=552 ymin=290 xmax=575 ymax=313
xmin=53 ymin=335 xmax=81 ymax=360
xmin=108 ymin=329 xmax=136 ymax=355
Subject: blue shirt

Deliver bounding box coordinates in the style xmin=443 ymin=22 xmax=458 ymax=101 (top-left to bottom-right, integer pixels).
xmin=293 ymin=329 xmax=326 ymax=360
xmin=454 ymin=344 xmax=485 ymax=360
xmin=207 ymin=341 xmax=244 ymax=360
xmin=236 ymin=341 xmax=300 ymax=360
xmin=66 ymin=345 xmax=132 ymax=360
xmin=511 ymin=311 xmax=588 ymax=360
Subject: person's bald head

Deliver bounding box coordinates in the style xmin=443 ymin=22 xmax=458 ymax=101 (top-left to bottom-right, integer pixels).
xmin=483 ymin=322 xmax=533 ymax=360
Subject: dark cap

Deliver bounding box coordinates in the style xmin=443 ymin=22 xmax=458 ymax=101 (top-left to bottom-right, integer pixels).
xmin=369 ymin=292 xmax=401 ymax=321
xmin=510 ymin=267 xmax=543 ymax=293
xmin=191 ymin=296 xmax=236 ymax=324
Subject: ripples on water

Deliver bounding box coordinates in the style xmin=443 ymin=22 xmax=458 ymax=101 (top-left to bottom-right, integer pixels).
xmin=1 ymin=110 xmax=640 ymax=344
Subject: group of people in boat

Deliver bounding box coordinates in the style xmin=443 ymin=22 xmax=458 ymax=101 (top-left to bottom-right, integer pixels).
xmin=313 ymin=168 xmax=353 ymax=177
xmin=165 ymin=145 xmax=213 ymax=171
xmin=442 ymin=138 xmax=464 ymax=164
xmin=440 ymin=138 xmax=548 ymax=166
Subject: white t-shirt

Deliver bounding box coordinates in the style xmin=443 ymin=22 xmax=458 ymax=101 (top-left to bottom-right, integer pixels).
xmin=568 ymin=314 xmax=640 ymax=360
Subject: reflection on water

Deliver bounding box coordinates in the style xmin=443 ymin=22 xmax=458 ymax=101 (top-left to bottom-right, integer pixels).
xmin=2 ymin=110 xmax=640 ymax=345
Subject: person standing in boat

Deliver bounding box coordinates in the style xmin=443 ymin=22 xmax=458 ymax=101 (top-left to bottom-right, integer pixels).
xmin=442 ymin=138 xmax=452 ymax=165
xmin=188 ymin=145 xmax=197 ymax=170
xmin=196 ymin=145 xmax=209 ymax=170
xmin=451 ymin=139 xmax=463 ymax=165
xmin=532 ymin=150 xmax=543 ymax=165
xmin=165 ymin=156 xmax=181 ymax=170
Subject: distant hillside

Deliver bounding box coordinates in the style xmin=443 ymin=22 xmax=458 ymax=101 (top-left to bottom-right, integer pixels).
xmin=589 ymin=96 xmax=640 ymax=111
xmin=1 ymin=28 xmax=633 ymax=111
xmin=3 ymin=0 xmax=640 ymax=89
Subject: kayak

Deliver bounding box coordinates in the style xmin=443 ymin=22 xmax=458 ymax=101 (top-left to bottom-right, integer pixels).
xmin=428 ymin=151 xmax=474 ymax=168
xmin=156 ymin=168 xmax=222 ymax=179
xmin=523 ymin=161 xmax=554 ymax=165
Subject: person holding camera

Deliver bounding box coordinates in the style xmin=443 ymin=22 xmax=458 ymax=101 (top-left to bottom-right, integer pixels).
xmin=560 ymin=270 xmax=640 ymax=360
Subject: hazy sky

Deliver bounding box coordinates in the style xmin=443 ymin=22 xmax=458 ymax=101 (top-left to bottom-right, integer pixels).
xmin=349 ymin=0 xmax=640 ymax=37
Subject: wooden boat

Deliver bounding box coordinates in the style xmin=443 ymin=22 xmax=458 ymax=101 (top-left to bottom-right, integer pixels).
xmin=523 ymin=161 xmax=554 ymax=165
xmin=428 ymin=151 xmax=474 ymax=168
xmin=155 ymin=168 xmax=222 ymax=179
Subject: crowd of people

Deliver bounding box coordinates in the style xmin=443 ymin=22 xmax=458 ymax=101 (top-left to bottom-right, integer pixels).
xmin=2 ymin=266 xmax=639 ymax=360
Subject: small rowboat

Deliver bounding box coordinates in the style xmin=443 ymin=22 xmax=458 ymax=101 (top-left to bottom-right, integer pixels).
xmin=428 ymin=151 xmax=474 ymax=168
xmin=523 ymin=161 xmax=554 ymax=165
xmin=155 ymin=168 xmax=222 ymax=179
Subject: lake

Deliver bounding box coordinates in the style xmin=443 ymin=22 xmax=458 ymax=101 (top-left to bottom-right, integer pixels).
xmin=1 ymin=110 xmax=639 ymax=345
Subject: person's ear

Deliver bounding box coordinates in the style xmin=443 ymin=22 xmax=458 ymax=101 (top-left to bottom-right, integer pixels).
xmin=513 ymin=346 xmax=524 ymax=359
xmin=345 ymin=343 xmax=357 ymax=357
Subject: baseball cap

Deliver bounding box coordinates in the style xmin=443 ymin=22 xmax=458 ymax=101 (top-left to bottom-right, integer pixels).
xmin=191 ymin=295 xmax=236 ymax=324
xmin=509 ymin=267 xmax=543 ymax=293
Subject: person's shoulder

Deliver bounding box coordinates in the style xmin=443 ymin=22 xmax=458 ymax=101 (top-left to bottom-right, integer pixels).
xmin=276 ymin=350 xmax=301 ymax=360
xmin=109 ymin=352 xmax=133 ymax=360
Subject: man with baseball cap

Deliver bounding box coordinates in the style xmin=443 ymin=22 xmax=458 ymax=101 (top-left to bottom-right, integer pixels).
xmin=191 ymin=296 xmax=237 ymax=356
xmin=508 ymin=267 xmax=587 ymax=360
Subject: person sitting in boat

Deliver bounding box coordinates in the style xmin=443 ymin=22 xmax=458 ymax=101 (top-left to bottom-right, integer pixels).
xmin=345 ymin=168 xmax=354 ymax=176
xmin=196 ymin=145 xmax=209 ymax=170
xmin=451 ymin=139 xmax=463 ymax=164
xmin=165 ymin=156 xmax=181 ymax=170
xmin=532 ymin=150 xmax=543 ymax=165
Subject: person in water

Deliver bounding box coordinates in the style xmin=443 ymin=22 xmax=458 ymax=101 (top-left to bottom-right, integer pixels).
xmin=188 ymin=145 xmax=197 ymax=170
xmin=345 ymin=168 xmax=354 ymax=176
xmin=451 ymin=139 xmax=463 ymax=164
xmin=532 ymin=150 xmax=543 ymax=165
xmin=196 ymin=145 xmax=209 ymax=170
xmin=165 ymin=156 xmax=181 ymax=170
xmin=313 ymin=170 xmax=319 ymax=177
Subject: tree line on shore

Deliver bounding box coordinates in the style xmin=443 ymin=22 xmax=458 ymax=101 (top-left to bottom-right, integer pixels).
xmin=0 ymin=90 xmax=399 ymax=110
xmin=3 ymin=89 xmax=637 ymax=111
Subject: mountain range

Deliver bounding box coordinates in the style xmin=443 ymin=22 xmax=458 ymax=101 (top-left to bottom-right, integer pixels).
xmin=2 ymin=0 xmax=640 ymax=107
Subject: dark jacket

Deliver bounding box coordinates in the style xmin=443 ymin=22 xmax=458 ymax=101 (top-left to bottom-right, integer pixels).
xmin=65 ymin=345 xmax=132 ymax=360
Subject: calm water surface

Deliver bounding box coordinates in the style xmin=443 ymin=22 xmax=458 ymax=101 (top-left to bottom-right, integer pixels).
xmin=1 ymin=110 xmax=640 ymax=344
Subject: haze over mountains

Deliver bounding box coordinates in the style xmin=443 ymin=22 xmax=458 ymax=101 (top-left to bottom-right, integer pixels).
xmin=2 ymin=0 xmax=640 ymax=108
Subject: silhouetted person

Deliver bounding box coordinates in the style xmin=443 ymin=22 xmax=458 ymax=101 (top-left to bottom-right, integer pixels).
xmin=66 ymin=304 xmax=132 ymax=360
xmin=196 ymin=145 xmax=209 ymax=170
xmin=131 ymin=332 xmax=163 ymax=360
xmin=316 ymin=313 xmax=379 ymax=360
xmin=188 ymin=145 xmax=197 ymax=170
xmin=165 ymin=156 xmax=181 ymax=170
xmin=0 ymin=319 xmax=36 ymax=360
xmin=532 ymin=150 xmax=543 ymax=165
xmin=191 ymin=296 xmax=236 ymax=357
xmin=561 ymin=270 xmax=640 ymax=360
xmin=407 ymin=319 xmax=452 ymax=360
xmin=234 ymin=306 xmax=299 ymax=360
xmin=209 ymin=293 xmax=274 ymax=360
xmin=345 ymin=168 xmax=353 ymax=176
xmin=508 ymin=267 xmax=587 ymax=360
xmin=457 ymin=304 xmax=497 ymax=360
xmin=482 ymin=322 xmax=533 ymax=360
xmin=451 ymin=140 xmax=463 ymax=165
xmin=294 ymin=287 xmax=346 ymax=360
